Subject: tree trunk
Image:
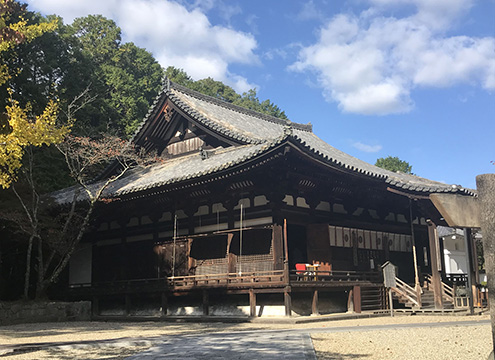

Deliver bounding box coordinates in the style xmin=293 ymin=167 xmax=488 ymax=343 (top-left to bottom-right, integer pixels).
xmin=37 ymin=199 xmax=97 ymax=296
xmin=23 ymin=234 xmax=35 ymax=299
xmin=476 ymin=173 xmax=495 ymax=356
xmin=35 ymin=236 xmax=47 ymax=300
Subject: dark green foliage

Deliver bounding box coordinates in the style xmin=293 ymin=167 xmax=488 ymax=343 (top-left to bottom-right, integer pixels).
xmin=375 ymin=156 xmax=413 ymax=174
xmin=66 ymin=16 xmax=164 ymax=137
xmin=165 ymin=66 xmax=288 ymax=120
xmin=234 ymin=88 xmax=287 ymax=119
xmin=1 ymin=12 xmax=164 ymax=138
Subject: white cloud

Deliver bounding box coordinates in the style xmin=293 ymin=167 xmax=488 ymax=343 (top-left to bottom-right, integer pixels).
xmin=25 ymin=0 xmax=258 ymax=93
xmin=296 ymin=0 xmax=324 ymax=22
xmin=290 ymin=0 xmax=495 ymax=115
xmin=352 ymin=142 xmax=382 ymax=153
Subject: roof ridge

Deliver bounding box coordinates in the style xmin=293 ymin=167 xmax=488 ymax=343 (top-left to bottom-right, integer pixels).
xmin=169 ymin=80 xmax=313 ymax=132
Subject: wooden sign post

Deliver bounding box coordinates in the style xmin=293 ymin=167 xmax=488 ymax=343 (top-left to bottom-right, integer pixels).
xmin=382 ymin=261 xmax=396 ymax=317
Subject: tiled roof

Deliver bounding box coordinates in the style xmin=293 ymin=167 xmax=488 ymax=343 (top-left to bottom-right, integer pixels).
xmin=291 ymin=129 xmax=475 ymax=195
xmin=51 ymin=79 xmax=475 ymax=204
xmin=50 ymin=137 xmax=286 ymax=205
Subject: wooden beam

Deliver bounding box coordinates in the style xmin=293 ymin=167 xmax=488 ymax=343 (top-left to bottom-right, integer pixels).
xmin=386 ymin=187 xmax=430 ymax=200
xmin=430 ymin=193 xmax=480 ymax=228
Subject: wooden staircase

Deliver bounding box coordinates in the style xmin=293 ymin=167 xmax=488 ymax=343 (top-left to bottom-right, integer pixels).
xmin=361 ymin=286 xmax=388 ymax=311
xmin=390 ymin=277 xmax=420 ymax=308
xmin=390 ymin=274 xmax=455 ymax=309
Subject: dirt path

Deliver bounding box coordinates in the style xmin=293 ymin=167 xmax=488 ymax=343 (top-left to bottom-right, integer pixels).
xmin=0 ymin=314 xmax=491 ymax=359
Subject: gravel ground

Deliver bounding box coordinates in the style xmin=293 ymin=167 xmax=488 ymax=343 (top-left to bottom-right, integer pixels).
xmin=0 ymin=314 xmax=491 ymax=359
xmin=312 ymin=323 xmax=492 ymax=360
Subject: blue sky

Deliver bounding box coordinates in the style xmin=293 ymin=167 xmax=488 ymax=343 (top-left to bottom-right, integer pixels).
xmin=26 ymin=0 xmax=495 ymax=189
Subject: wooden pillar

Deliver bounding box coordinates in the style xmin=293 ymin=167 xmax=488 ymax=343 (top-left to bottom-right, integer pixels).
xmin=353 ymin=285 xmax=361 ymax=313
xmin=225 ymin=198 xmax=235 ymax=229
xmin=384 ymin=234 xmax=391 ymax=261
xmin=470 ymin=232 xmax=480 ymax=306
xmin=476 ymin=174 xmax=495 ymax=356
xmin=464 ymin=228 xmax=475 ymax=314
xmin=312 ymin=290 xmax=320 ymax=316
xmin=125 ymin=294 xmax=131 ymax=316
xmin=347 ymin=289 xmax=354 ymax=312
xmin=352 ymin=231 xmax=359 ymax=268
xmin=187 ymin=238 xmax=194 ymax=275
xmin=161 ymin=292 xmax=168 ymax=317
xmin=118 ymin=218 xmax=129 ymax=281
xmin=184 ymin=207 xmax=196 ymax=236
xmin=227 ymin=233 xmax=236 ymax=273
xmin=124 ymin=294 xmax=131 ymax=316
xmin=92 ymin=296 xmax=99 ymax=317
xmin=272 ymin=224 xmax=284 ymax=270
xmin=249 ymin=289 xmax=256 ymax=317
xmin=427 ymin=220 xmax=444 ymax=309
xmin=202 ymin=290 xmax=209 ymax=316
xmin=284 ymin=286 xmax=292 ymax=316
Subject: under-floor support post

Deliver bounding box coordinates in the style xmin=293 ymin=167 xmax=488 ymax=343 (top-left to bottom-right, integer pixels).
xmin=353 ymin=285 xmax=361 ymax=313
xmin=249 ymin=289 xmax=256 ymax=317
xmin=92 ymin=296 xmax=99 ymax=317
xmin=427 ymin=220 xmax=444 ymax=309
xmin=312 ymin=290 xmax=320 ymax=316
xmin=284 ymin=286 xmax=292 ymax=316
xmin=161 ymin=292 xmax=168 ymax=317
xmin=202 ymin=290 xmax=209 ymax=316
xmin=125 ymin=294 xmax=131 ymax=316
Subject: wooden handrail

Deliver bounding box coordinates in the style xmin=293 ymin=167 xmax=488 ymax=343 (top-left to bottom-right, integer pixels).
xmin=391 ymin=286 xmax=420 ymax=307
xmin=391 ymin=276 xmax=420 ymax=307
xmin=167 ymin=270 xmax=286 ymax=288
xmin=424 ymin=274 xmax=454 ymax=303
xmin=441 ymin=281 xmax=454 ymax=302
xmin=289 ymin=269 xmax=381 ymax=283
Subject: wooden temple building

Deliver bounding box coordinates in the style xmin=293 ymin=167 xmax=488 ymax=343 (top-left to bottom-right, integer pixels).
xmin=54 ymin=80 xmax=477 ymax=317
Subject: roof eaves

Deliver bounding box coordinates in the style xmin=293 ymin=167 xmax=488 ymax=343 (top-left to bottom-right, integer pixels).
xmin=116 ymin=133 xmax=290 ymax=197
xmin=289 ymin=133 xmax=386 ymax=180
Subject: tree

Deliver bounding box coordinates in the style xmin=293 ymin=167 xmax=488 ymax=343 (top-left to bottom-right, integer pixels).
xmin=2 ymin=130 xmax=159 ymax=299
xmin=375 ymin=156 xmax=413 ymax=174
xmin=30 ymin=134 xmax=158 ymax=297
xmin=234 ymin=88 xmax=287 ymax=119
xmin=65 ymin=15 xmax=163 ymax=137
xmin=0 ymin=0 xmax=56 ymax=86
xmin=0 ymin=1 xmax=64 ymax=189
